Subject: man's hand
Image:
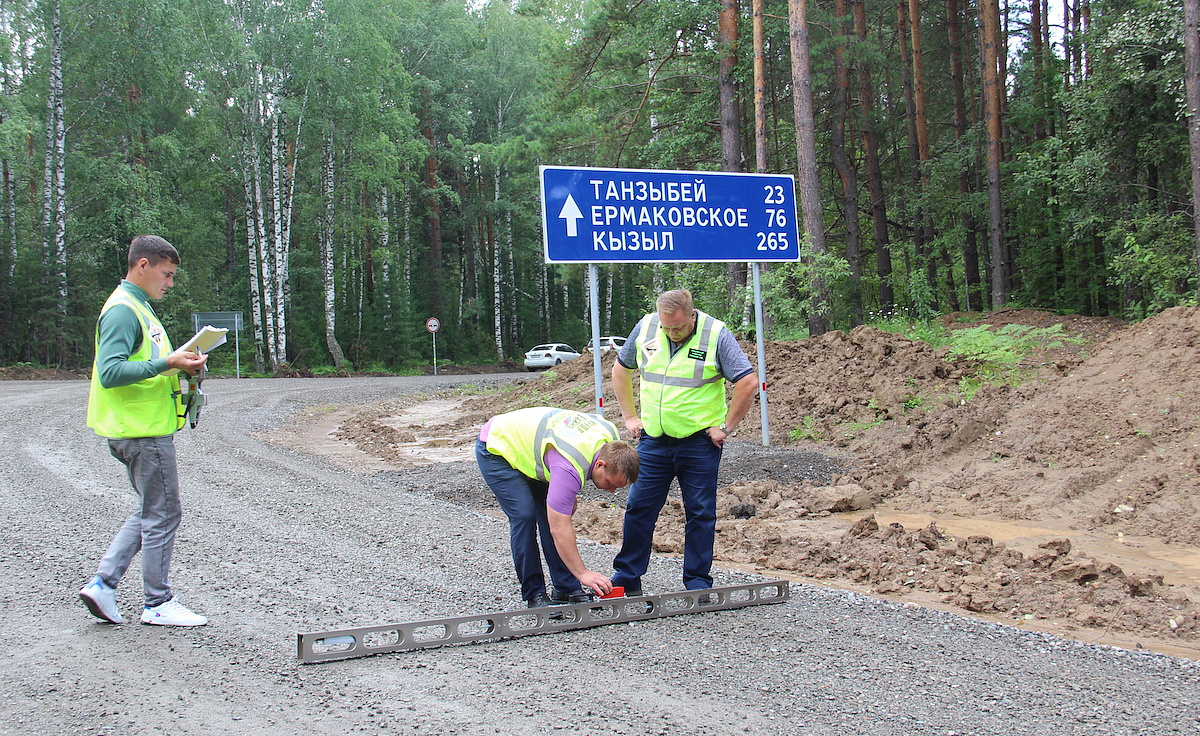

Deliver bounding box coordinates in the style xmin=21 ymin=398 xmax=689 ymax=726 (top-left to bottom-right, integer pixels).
xmin=623 ymin=416 xmax=643 ymax=439
xmin=578 ymin=571 xmax=613 ymax=596
xmin=167 ymin=348 xmax=208 ymax=376
xmin=706 ymin=425 xmax=729 ymax=448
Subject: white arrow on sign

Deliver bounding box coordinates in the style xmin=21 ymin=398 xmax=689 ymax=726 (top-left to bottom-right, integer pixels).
xmin=558 ymin=194 xmax=583 ymax=237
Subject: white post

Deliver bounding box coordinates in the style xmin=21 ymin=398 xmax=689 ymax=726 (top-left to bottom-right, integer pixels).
xmin=589 ymin=264 xmax=603 ymax=416
xmin=752 ymin=262 xmax=769 ymax=446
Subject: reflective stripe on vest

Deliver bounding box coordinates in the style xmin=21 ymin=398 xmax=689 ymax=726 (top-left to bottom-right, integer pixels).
xmin=86 ymin=288 xmax=183 ymax=438
xmin=635 ymin=310 xmax=727 ymax=437
xmin=486 ymin=407 xmax=618 ymax=484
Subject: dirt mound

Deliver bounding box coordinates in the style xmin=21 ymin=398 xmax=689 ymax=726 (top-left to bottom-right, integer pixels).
xmin=844 ymin=306 xmax=1200 ymax=545
xmin=0 ymin=365 xmax=89 ymax=380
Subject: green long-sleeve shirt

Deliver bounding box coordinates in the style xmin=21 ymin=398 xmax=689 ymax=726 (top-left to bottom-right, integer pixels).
xmin=94 ymin=281 xmax=172 ymax=389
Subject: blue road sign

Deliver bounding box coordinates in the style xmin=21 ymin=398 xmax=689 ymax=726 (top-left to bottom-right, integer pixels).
xmin=540 ymin=165 xmax=800 ymax=264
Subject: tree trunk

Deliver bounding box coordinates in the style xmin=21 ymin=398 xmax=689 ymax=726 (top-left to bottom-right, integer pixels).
xmin=1031 ymin=0 xmax=1045 ymax=140
xmin=320 ymin=128 xmax=348 ymax=370
xmin=423 ymin=95 xmax=443 ymax=323
xmin=718 ymin=0 xmax=746 ymax=319
xmin=832 ymin=0 xmax=863 ymax=327
xmin=491 ymin=165 xmax=503 ymax=361
xmin=42 ymin=0 xmax=66 ymax=363
xmin=241 ymin=130 xmax=266 ymax=374
xmin=897 ymin=0 xmax=925 ymax=279
xmin=979 ymin=0 xmax=1007 ymax=307
xmin=379 ymin=186 xmax=392 ymax=319
xmin=788 ymin=0 xmax=829 ymax=336
xmin=269 ymin=110 xmax=287 ymax=365
xmin=853 ymin=0 xmax=894 ymax=310
xmin=908 ymin=0 xmax=938 ymax=301
xmin=1184 ymin=0 xmax=1200 ymax=302
xmin=752 ymin=0 xmax=768 ymax=173
xmin=718 ymin=0 xmax=742 ymax=173
xmin=947 ymin=0 xmax=982 ymax=311
xmin=751 ymin=0 xmax=775 ymax=335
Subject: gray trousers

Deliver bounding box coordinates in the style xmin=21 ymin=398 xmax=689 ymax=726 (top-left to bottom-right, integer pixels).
xmin=96 ymin=436 xmax=180 ymax=608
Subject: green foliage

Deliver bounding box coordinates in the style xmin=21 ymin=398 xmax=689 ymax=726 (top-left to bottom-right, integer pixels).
xmin=759 ymin=241 xmax=851 ymax=340
xmin=1 ymin=0 xmax=1197 ymax=371
xmin=1106 ymin=212 xmax=1197 ymax=319
xmin=940 ymin=323 xmax=1072 ymax=366
xmin=868 ymin=309 xmax=944 ymax=344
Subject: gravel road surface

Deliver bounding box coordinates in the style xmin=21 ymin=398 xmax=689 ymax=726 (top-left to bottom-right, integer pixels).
xmin=2 ymin=376 xmax=1197 ymax=735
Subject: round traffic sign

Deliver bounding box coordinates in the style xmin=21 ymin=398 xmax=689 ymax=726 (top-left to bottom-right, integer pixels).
xmin=426 ymin=317 xmax=440 ymax=333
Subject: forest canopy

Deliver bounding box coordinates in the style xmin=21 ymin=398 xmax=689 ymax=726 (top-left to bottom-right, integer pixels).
xmin=0 ymin=0 xmax=1196 ymax=373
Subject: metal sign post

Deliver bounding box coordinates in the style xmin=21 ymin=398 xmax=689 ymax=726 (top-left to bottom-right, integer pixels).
xmin=426 ymin=317 xmax=440 ymax=376
xmin=192 ymin=311 xmax=244 ymax=378
xmin=540 ymin=166 xmax=801 ymax=445
xmin=588 ymin=264 xmax=603 ymax=416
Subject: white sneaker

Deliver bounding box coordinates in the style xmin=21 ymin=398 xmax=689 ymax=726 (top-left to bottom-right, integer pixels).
xmin=79 ymin=577 xmax=125 ymax=624
xmin=140 ymin=598 xmax=208 ymax=627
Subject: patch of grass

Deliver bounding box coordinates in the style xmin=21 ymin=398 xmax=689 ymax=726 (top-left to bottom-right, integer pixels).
xmin=871 ymin=314 xmax=1085 ymax=403
xmin=789 ymin=415 xmax=822 ymax=442
xmin=838 ymin=417 xmax=885 ymax=440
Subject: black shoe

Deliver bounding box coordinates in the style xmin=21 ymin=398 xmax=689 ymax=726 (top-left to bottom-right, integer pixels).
xmin=623 ymin=588 xmax=643 ymax=597
xmin=526 ymin=592 xmax=552 ymax=608
xmin=549 ymin=587 xmax=594 ymax=604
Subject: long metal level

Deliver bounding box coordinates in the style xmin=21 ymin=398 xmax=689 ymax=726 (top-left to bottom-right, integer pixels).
xmin=297 ymin=580 xmax=789 ymax=663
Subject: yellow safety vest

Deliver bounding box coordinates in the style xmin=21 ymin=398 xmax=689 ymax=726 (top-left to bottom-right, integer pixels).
xmin=634 ymin=309 xmax=727 ymax=437
xmin=486 ymin=407 xmax=619 ymax=486
xmin=86 ymin=288 xmax=184 ymax=438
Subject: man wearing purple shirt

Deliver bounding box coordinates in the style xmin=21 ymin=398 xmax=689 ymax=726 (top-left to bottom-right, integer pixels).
xmin=477 ymin=407 xmax=639 ymax=608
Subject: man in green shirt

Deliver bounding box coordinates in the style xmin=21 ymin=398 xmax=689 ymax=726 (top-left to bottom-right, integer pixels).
xmin=79 ymin=235 xmax=209 ymax=627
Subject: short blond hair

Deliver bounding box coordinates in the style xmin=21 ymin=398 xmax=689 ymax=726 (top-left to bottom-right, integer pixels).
xmin=597 ymin=440 xmax=639 ymax=484
xmin=655 ymin=289 xmax=693 ymax=316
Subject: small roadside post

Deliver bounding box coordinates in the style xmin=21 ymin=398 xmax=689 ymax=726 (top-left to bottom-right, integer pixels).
xmin=426 ymin=317 xmax=440 ymax=375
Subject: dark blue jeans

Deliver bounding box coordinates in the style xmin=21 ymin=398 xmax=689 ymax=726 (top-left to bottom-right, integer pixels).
xmin=612 ymin=431 xmax=722 ymax=592
xmin=476 ymin=439 xmax=580 ymax=601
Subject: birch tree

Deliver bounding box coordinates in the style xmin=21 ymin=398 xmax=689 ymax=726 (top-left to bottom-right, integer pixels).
xmin=41 ymin=0 xmax=65 ymax=361
xmin=320 ymin=125 xmax=348 ymax=369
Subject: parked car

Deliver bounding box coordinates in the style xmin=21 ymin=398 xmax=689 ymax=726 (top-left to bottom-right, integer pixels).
xmin=585 ymin=335 xmax=628 ymax=353
xmin=523 ymin=343 xmax=582 ymax=371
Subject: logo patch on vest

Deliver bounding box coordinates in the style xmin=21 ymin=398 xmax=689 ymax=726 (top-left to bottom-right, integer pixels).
xmin=687 ymin=348 xmax=707 ymax=361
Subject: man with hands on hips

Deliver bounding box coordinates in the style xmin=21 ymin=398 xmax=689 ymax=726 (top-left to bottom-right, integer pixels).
xmin=610 ymin=288 xmax=757 ymax=597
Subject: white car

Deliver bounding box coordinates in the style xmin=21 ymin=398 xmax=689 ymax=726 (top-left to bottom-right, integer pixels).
xmin=586 ymin=335 xmax=627 ymax=353
xmin=523 ymin=343 xmax=581 ymax=371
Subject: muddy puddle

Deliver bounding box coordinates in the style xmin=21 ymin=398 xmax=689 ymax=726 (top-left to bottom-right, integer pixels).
xmin=263 ymin=399 xmax=474 ymax=471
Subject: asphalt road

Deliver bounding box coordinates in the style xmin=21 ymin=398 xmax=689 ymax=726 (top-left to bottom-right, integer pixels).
xmin=1 ymin=376 xmax=1197 ymax=735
